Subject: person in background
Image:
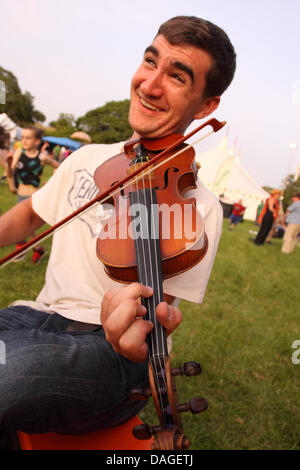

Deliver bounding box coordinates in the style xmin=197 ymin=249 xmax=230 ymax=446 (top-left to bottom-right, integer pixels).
xmin=228 ymin=199 xmax=245 ymax=230
xmin=9 ymin=127 xmax=59 ymax=263
xmin=265 ymin=203 xmax=285 ymax=244
xmin=0 ymin=126 xmax=12 ymax=182
xmin=281 ymin=193 xmax=300 ymax=254
xmin=53 ymin=144 xmax=61 ymax=162
xmin=255 ymin=199 xmax=265 ymax=225
xmin=59 ymin=146 xmax=67 ymax=162
xmin=253 ymin=189 xmax=281 ymax=245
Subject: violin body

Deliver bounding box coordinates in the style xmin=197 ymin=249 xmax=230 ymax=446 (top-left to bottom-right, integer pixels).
xmin=94 ymin=139 xmax=208 ymax=283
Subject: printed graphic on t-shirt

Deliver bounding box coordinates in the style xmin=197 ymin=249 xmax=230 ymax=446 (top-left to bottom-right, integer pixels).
xmin=68 ymin=169 xmax=100 ymax=238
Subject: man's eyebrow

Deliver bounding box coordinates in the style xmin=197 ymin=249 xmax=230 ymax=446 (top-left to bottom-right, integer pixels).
xmin=144 ymin=45 xmax=159 ymax=56
xmin=172 ymin=61 xmax=194 ymax=83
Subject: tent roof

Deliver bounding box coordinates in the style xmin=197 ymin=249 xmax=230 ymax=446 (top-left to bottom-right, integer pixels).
xmin=42 ymin=136 xmax=82 ymax=151
xmin=196 ymin=137 xmax=269 ymax=220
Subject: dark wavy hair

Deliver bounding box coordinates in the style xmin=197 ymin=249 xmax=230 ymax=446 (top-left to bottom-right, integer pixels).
xmin=157 ymin=16 xmax=236 ymax=98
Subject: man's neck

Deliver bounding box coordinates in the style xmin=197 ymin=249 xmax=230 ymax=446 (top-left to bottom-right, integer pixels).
xmin=130 ymin=131 xmax=140 ymax=140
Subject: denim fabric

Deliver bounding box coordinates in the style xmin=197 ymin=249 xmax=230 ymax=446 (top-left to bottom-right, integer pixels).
xmin=0 ymin=306 xmax=148 ymax=434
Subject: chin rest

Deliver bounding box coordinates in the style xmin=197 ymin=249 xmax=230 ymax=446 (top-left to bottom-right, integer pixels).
xmin=17 ymin=415 xmax=152 ymax=450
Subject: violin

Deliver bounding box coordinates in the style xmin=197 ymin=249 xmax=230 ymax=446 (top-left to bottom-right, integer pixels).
xmin=93 ymin=118 xmax=225 ymax=449
xmin=0 ymin=118 xmax=226 ymax=450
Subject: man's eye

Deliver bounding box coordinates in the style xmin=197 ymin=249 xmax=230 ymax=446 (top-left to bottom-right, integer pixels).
xmin=144 ymin=57 xmax=156 ymax=67
xmin=172 ymin=73 xmax=185 ymax=84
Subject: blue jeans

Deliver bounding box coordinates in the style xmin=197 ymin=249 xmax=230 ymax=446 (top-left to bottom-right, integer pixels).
xmin=0 ymin=306 xmax=148 ymax=434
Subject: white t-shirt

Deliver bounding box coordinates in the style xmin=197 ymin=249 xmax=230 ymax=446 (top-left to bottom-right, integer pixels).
xmin=12 ymin=142 xmax=223 ymax=324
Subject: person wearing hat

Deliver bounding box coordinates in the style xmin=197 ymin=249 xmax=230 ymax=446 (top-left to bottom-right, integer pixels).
xmin=253 ymin=189 xmax=281 ymax=245
xmin=281 ymin=193 xmax=300 ymax=253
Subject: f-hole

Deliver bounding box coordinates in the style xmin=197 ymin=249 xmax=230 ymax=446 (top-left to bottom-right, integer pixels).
xmin=159 ymin=167 xmax=179 ymax=191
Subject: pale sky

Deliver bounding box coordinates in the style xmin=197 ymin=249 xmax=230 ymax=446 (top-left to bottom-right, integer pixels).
xmin=1 ymin=0 xmax=300 ymax=188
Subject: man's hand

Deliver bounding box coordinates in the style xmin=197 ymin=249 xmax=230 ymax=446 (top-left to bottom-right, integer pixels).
xmin=101 ymin=282 xmax=182 ymax=363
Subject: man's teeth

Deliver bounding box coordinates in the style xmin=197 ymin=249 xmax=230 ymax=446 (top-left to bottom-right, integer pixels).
xmin=141 ymin=98 xmax=160 ymax=111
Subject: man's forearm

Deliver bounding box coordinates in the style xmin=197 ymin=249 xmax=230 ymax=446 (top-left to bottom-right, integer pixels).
xmin=0 ymin=198 xmax=45 ymax=247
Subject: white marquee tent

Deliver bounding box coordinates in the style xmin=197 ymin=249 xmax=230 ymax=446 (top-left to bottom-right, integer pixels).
xmin=196 ymin=137 xmax=270 ymax=221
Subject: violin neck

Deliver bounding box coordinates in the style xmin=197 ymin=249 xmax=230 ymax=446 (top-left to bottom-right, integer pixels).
xmin=129 ymin=188 xmax=168 ymax=360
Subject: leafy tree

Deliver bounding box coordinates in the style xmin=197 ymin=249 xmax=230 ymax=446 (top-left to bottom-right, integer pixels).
xmin=32 ymin=109 xmax=46 ymax=123
xmin=76 ymin=100 xmax=132 ymax=143
xmin=48 ymin=113 xmax=76 ymax=136
xmin=0 ymin=66 xmax=45 ymax=125
xmin=49 ymin=113 xmax=76 ymax=129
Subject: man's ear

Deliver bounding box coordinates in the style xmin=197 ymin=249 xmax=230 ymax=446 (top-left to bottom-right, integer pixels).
xmin=193 ymin=96 xmax=220 ymax=120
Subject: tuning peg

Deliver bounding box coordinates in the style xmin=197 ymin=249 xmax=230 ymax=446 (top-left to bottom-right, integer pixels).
xmin=129 ymin=387 xmax=152 ymax=401
xmin=177 ymin=397 xmax=208 ymax=414
xmin=171 ymin=361 xmax=202 ymax=377
xmin=132 ymin=423 xmax=162 ymax=440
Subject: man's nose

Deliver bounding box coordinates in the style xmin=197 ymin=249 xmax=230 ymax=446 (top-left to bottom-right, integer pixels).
xmin=140 ymin=70 xmax=164 ymax=98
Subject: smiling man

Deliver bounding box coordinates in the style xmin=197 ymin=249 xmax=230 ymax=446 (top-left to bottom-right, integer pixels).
xmin=0 ymin=16 xmax=236 ymax=443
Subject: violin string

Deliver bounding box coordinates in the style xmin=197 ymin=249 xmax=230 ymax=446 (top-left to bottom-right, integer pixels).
xmin=148 ymin=165 xmax=167 ymax=361
xmin=146 ymin=160 xmax=168 ymax=415
xmin=133 ymin=161 xmax=167 ymax=417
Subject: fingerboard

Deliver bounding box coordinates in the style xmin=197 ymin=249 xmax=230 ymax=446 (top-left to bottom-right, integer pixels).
xmin=129 ymin=188 xmax=168 ymax=360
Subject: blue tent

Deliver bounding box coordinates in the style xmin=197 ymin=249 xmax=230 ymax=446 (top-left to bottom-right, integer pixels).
xmin=42 ymin=136 xmax=82 ymax=151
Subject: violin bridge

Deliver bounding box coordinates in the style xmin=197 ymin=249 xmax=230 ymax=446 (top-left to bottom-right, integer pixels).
xmin=127 ymin=162 xmax=155 ymax=181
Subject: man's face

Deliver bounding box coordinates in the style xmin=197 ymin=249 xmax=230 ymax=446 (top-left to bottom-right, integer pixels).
xmin=129 ymin=35 xmax=220 ymax=139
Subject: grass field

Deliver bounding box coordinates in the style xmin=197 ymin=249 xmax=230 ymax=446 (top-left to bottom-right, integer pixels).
xmin=0 ymin=167 xmax=299 ymax=450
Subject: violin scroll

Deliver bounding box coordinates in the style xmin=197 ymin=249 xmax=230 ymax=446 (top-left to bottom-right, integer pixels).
xmin=130 ymin=359 xmax=207 ymax=450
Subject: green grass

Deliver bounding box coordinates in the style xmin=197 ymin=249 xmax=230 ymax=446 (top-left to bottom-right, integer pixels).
xmin=0 ymin=167 xmax=299 ymax=450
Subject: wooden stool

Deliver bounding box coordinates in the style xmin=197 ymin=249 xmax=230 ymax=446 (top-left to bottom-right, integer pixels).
xmin=17 ymin=415 xmax=152 ymax=450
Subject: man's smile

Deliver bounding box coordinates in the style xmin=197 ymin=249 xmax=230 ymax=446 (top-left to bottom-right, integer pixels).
xmin=137 ymin=92 xmax=166 ymax=113
xmin=140 ymin=97 xmax=160 ymax=112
